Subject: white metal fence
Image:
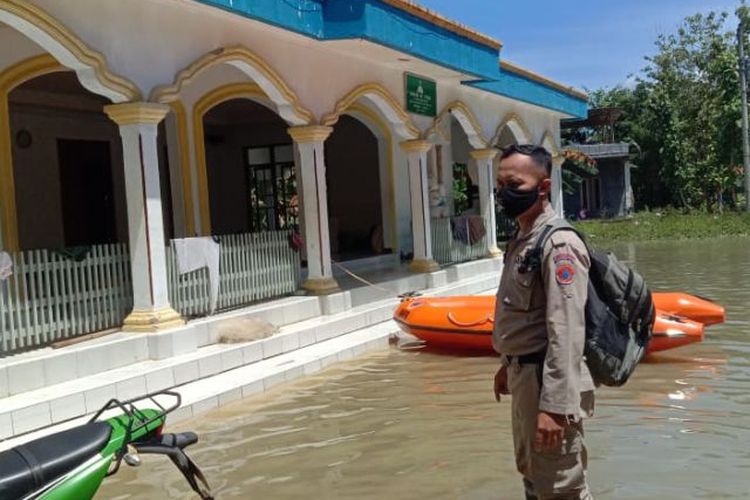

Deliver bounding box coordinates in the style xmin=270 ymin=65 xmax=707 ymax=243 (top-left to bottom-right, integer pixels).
xmin=0 ymin=244 xmax=132 ymax=354
xmin=431 ymin=216 xmax=488 ymax=265
xmin=166 ymin=231 xmax=301 ymax=318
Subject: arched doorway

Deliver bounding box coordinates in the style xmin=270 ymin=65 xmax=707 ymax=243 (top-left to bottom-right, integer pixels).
xmin=426 ymin=104 xmax=490 ymax=221
xmin=325 ymin=114 xmax=384 ymax=260
xmin=426 ymin=103 xmax=498 ymax=264
xmin=201 ymin=98 xmax=295 ymax=235
xmin=185 ymin=92 xmax=301 ymax=312
xmin=450 ymin=116 xmax=478 ymax=216
xmin=319 ymin=83 xmax=419 ymax=272
xmin=0 ymin=2 xmax=189 ymax=346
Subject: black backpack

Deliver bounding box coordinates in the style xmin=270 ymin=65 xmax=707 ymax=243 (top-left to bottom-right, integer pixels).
xmin=527 ymin=219 xmax=655 ymax=387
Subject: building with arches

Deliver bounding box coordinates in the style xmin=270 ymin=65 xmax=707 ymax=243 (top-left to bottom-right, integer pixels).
xmin=0 ymin=0 xmax=586 ymax=353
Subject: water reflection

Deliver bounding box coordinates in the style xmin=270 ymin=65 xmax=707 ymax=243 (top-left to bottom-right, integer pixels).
xmin=101 ymin=238 xmax=750 ymax=499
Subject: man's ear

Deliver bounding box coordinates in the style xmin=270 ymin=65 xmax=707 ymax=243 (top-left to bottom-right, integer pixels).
xmin=539 ymin=177 xmax=552 ymax=197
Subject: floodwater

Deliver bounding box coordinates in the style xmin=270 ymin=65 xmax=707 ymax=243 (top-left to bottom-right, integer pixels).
xmin=101 ymin=238 xmax=750 ymax=499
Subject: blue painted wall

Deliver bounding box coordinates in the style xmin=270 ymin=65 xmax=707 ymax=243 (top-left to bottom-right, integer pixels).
xmin=194 ymin=0 xmax=587 ymax=118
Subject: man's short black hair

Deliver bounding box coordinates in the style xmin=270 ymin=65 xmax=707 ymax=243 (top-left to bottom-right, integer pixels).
xmin=499 ymin=144 xmax=552 ymax=176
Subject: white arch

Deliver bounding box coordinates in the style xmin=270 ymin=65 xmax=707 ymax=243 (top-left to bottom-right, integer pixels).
xmin=492 ymin=113 xmax=533 ymax=146
xmin=150 ymin=46 xmax=313 ymax=126
xmin=426 ymin=101 xmax=488 ymax=149
xmin=0 ymin=0 xmax=140 ymax=102
xmin=321 ymin=83 xmax=419 ymax=140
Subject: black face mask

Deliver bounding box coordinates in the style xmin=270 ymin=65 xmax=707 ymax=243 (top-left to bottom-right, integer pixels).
xmin=498 ymin=186 xmax=539 ymax=218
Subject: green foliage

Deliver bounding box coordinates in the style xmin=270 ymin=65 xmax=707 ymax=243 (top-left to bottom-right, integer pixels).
xmin=452 ymin=162 xmax=470 ymax=215
xmin=574 ymin=210 xmax=750 ymax=242
xmin=591 ymin=10 xmax=746 ymax=211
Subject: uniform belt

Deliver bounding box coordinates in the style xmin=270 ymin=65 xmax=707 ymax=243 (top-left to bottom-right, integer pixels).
xmin=507 ymin=350 xmax=546 ymax=364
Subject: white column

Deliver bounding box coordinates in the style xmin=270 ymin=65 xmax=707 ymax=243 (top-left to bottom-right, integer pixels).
xmin=104 ymin=103 xmax=184 ymax=332
xmin=288 ymin=125 xmax=339 ymax=294
xmin=551 ymin=155 xmax=564 ymax=217
xmin=470 ymin=148 xmax=502 ymax=258
xmin=624 ymin=162 xmax=634 ymax=217
xmin=401 ymin=140 xmax=439 ymax=273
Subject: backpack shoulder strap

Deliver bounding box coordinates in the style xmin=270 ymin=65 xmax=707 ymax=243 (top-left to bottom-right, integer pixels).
xmin=523 ymin=218 xmax=588 ymax=273
xmin=533 ymin=218 xmax=586 ymax=255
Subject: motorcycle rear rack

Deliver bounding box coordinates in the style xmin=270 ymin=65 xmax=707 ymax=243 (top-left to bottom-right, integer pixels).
xmin=88 ymin=390 xmax=181 ymax=436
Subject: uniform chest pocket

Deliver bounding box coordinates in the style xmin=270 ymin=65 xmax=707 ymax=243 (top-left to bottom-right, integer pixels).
xmin=505 ymin=268 xmax=536 ymax=311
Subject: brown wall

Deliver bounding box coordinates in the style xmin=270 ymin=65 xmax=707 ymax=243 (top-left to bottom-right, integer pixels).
xmin=10 ymin=105 xmax=128 ymax=250
xmin=204 ymin=118 xmax=291 ymax=235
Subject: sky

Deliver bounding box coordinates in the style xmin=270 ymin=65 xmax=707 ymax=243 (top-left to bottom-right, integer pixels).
xmin=418 ymin=0 xmax=741 ymax=91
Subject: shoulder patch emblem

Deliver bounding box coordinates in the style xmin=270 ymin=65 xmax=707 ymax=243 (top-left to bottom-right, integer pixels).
xmin=556 ymin=263 xmax=575 ymax=286
xmin=553 ymin=253 xmax=576 ymax=286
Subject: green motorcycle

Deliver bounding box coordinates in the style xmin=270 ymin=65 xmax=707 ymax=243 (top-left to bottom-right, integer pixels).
xmin=0 ymin=391 xmax=213 ymax=499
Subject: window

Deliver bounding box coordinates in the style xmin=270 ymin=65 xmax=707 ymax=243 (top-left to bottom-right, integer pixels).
xmin=246 ymin=144 xmax=298 ymax=232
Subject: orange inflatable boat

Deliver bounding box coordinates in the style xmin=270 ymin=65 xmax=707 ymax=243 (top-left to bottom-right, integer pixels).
xmin=393 ymin=293 xmax=725 ymax=354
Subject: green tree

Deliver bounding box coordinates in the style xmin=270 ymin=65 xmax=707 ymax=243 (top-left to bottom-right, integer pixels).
xmin=591 ymin=10 xmax=745 ymax=211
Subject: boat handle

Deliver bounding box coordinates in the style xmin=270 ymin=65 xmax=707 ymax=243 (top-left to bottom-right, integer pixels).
xmin=447 ymin=312 xmax=494 ymax=327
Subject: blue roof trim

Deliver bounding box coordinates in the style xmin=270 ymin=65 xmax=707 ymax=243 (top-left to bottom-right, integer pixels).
xmin=469 ymin=71 xmax=588 ymax=118
xmin=323 ymin=1 xmax=498 ymax=78
xmin=193 ymin=0 xmax=587 ymax=117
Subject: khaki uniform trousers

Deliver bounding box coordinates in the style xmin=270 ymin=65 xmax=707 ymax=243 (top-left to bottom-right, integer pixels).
xmin=508 ymin=361 xmax=593 ymax=500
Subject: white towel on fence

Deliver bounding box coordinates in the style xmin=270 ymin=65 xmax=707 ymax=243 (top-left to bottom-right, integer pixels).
xmin=173 ymin=237 xmax=221 ymax=313
xmin=0 ymin=252 xmax=11 ymax=281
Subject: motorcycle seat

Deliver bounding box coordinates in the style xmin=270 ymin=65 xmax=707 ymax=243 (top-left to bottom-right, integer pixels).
xmin=0 ymin=421 xmax=112 ymax=499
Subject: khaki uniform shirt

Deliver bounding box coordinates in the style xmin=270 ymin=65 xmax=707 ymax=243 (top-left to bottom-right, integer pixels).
xmin=493 ymin=205 xmax=595 ymax=416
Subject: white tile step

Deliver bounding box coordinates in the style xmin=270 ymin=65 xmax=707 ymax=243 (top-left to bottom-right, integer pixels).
xmin=0 ymin=320 xmax=401 ymax=453
xmin=0 ymin=294 xmax=323 ymax=399
xmin=168 ymin=321 xmax=400 ymax=424
xmin=0 ymin=272 xmax=499 ymax=440
xmin=0 ymin=257 xmax=501 ymax=399
xmin=0 ymin=296 xmax=393 ymax=438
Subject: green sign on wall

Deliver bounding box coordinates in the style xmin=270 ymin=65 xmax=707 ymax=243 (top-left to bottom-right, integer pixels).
xmin=405 ymin=73 xmax=437 ymax=117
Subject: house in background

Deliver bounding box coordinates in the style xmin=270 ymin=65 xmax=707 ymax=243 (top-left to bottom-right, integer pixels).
xmin=561 ymin=108 xmax=634 ymax=219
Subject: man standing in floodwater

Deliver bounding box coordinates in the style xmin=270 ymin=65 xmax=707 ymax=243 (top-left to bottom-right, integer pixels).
xmin=492 ymin=145 xmax=595 ymax=499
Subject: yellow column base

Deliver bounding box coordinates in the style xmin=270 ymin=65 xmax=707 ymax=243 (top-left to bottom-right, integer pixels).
xmin=302 ymin=277 xmax=341 ymax=295
xmin=123 ymin=307 xmax=185 ymax=332
xmin=409 ymin=258 xmax=440 ymax=273
xmin=488 ymin=246 xmax=503 ymax=258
